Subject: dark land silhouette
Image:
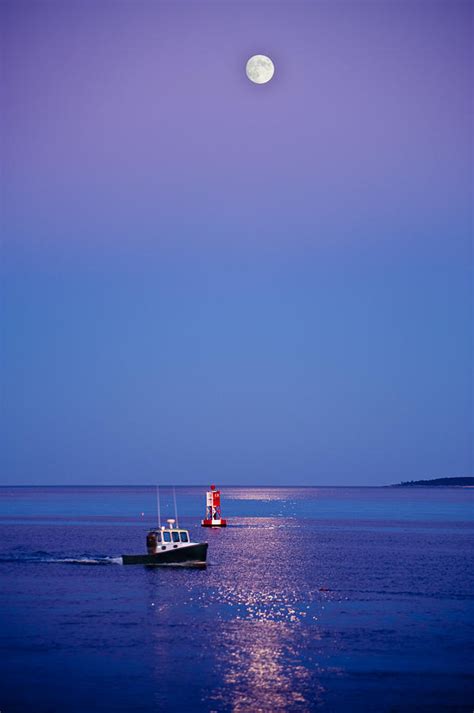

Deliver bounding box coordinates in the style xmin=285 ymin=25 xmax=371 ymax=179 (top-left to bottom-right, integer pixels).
xmin=393 ymin=477 xmax=473 ymax=487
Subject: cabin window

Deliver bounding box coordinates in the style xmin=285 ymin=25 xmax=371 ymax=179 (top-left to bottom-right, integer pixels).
xmin=163 ymin=531 xmax=171 ymax=543
xmin=180 ymin=531 xmax=189 ymax=542
xmin=155 ymin=532 xmax=162 ymax=543
xmin=172 ymin=531 xmax=180 ymax=543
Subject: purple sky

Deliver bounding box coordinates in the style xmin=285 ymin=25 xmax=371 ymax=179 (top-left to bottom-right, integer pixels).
xmin=1 ymin=0 xmax=472 ymax=485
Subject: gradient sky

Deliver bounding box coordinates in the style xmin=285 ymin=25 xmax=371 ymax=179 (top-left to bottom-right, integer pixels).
xmin=1 ymin=0 xmax=472 ymax=485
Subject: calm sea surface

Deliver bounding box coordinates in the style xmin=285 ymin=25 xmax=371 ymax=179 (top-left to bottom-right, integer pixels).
xmin=0 ymin=486 xmax=473 ymax=712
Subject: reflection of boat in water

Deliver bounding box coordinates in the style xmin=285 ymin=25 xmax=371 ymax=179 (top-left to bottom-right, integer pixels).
xmin=122 ymin=519 xmax=208 ymax=566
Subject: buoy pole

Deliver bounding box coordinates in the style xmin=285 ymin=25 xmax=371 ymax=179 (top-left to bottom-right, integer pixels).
xmin=201 ymin=484 xmax=227 ymax=527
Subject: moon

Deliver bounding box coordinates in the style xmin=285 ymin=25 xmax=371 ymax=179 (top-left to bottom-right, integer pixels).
xmin=246 ymin=55 xmax=275 ymax=84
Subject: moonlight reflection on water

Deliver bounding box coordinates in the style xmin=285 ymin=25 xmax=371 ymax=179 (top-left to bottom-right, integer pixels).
xmin=1 ymin=487 xmax=473 ymax=712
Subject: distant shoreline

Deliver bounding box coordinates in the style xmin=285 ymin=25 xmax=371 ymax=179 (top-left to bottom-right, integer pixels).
xmin=391 ymin=477 xmax=474 ymax=488
xmin=0 ymin=480 xmax=473 ymax=489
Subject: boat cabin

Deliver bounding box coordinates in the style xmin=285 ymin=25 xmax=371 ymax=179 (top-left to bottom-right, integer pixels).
xmin=146 ymin=519 xmax=191 ymax=554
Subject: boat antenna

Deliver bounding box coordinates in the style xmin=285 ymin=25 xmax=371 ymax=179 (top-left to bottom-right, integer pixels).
xmin=173 ymin=486 xmax=179 ymax=528
xmin=156 ymin=486 xmax=162 ymax=529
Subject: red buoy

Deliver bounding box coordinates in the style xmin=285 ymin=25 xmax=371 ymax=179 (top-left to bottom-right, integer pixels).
xmin=201 ymin=485 xmax=227 ymax=527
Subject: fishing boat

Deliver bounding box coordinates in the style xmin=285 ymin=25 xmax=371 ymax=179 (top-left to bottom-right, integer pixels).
xmin=122 ymin=519 xmax=208 ymax=566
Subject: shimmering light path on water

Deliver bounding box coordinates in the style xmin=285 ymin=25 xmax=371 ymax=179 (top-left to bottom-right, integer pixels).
xmin=0 ymin=487 xmax=473 ymax=711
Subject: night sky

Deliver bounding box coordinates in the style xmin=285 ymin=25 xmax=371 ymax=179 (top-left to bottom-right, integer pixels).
xmin=1 ymin=0 xmax=472 ymax=485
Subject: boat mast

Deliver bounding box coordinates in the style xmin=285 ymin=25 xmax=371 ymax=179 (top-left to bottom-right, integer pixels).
xmin=173 ymin=486 xmax=179 ymax=528
xmin=156 ymin=486 xmax=162 ymax=529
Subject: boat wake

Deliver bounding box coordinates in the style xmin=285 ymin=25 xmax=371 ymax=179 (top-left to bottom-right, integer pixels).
xmin=0 ymin=552 xmax=122 ymax=565
xmin=50 ymin=556 xmax=123 ymax=565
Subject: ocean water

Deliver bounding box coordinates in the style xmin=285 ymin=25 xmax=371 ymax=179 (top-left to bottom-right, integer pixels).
xmin=0 ymin=486 xmax=473 ymax=712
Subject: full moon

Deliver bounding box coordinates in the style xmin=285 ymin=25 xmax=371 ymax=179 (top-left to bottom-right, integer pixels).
xmin=246 ymin=55 xmax=275 ymax=84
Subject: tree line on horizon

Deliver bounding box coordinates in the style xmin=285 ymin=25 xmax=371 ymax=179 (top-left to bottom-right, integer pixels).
xmin=395 ymin=477 xmax=473 ymax=487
